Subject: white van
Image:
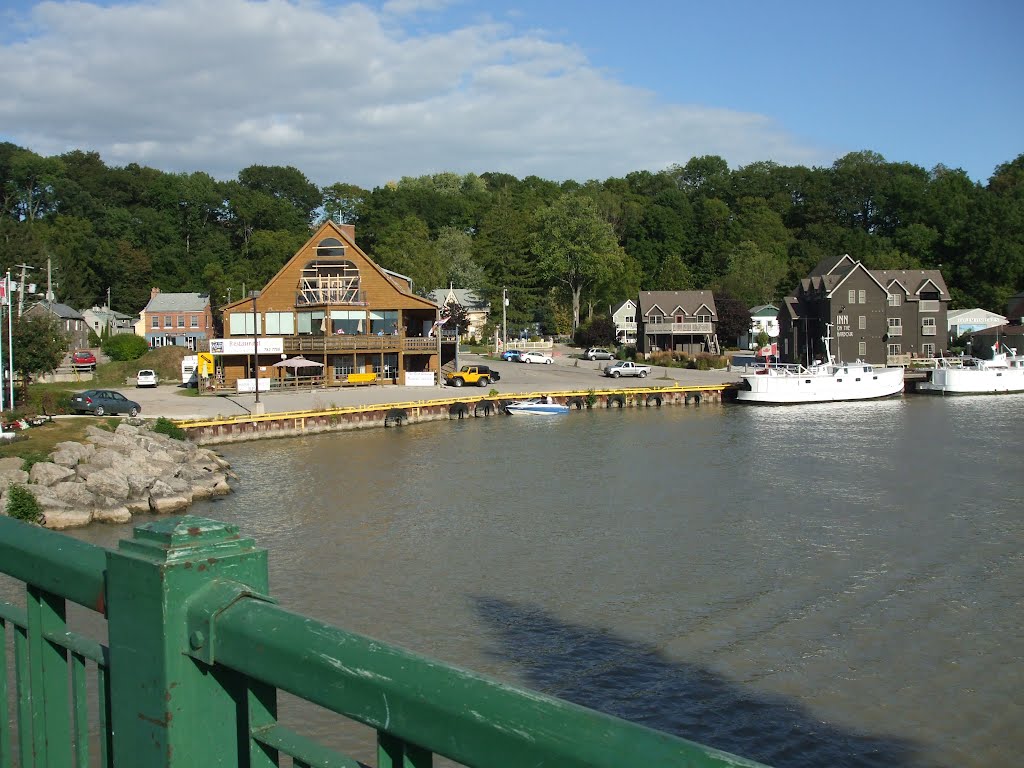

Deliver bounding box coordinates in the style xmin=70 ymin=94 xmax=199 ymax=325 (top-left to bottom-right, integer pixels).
xmin=181 ymin=355 xmax=199 ymax=387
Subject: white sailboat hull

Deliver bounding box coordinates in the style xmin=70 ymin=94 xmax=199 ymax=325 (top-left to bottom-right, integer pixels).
xmin=917 ymin=363 xmax=1024 ymax=394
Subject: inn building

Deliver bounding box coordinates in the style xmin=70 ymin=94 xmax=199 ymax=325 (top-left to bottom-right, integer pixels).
xmin=778 ymin=254 xmax=949 ymax=365
xmin=217 ymin=221 xmax=443 ymax=388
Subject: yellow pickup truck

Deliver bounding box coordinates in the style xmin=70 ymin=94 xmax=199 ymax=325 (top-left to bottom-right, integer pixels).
xmin=444 ymin=365 xmax=501 ymax=388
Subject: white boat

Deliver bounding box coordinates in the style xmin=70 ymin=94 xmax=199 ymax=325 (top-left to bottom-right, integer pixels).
xmin=504 ymin=398 xmax=570 ymax=415
xmin=916 ymin=342 xmax=1024 ymax=395
xmin=736 ymin=325 xmax=905 ymax=404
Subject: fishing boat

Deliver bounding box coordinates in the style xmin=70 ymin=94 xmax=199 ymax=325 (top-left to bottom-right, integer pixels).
xmin=916 ymin=342 xmax=1024 ymax=395
xmin=504 ymin=398 xmax=570 ymax=415
xmin=736 ymin=325 xmax=905 ymax=404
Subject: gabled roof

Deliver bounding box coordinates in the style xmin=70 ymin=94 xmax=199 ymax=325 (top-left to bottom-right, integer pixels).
xmin=884 ymin=278 xmax=910 ymax=295
xmin=638 ymin=291 xmax=717 ymax=319
xmin=144 ymin=293 xmax=210 ymax=313
xmin=810 ymin=253 xmax=857 ymax=277
xmin=824 ymin=261 xmax=889 ymax=299
xmin=29 ymin=301 xmax=83 ymax=320
xmin=84 ymin=305 xmax=133 ymax=321
xmin=874 ymin=270 xmax=948 ymax=298
xmin=427 ymin=288 xmax=489 ymax=311
xmin=221 ymin=220 xmax=438 ymax=313
xmin=611 ymin=298 xmax=636 ymax=314
xmin=749 ymin=304 xmax=779 ymax=317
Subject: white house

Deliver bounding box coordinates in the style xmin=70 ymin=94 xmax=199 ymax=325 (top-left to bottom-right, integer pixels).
xmin=740 ymin=304 xmax=779 ymax=350
xmin=426 ymin=287 xmax=490 ymax=340
xmin=947 ymin=308 xmax=1007 ymax=340
xmin=611 ymin=298 xmax=637 ymax=345
xmin=82 ymin=305 xmax=135 ymax=337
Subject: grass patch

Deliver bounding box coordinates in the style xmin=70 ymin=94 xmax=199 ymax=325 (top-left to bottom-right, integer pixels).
xmin=92 ymin=345 xmax=189 ymax=387
xmin=0 ymin=418 xmax=117 ymax=462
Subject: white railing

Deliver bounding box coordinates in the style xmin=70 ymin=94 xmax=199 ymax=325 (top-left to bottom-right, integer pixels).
xmin=887 ymin=326 xmax=903 ymax=336
xmin=918 ymin=300 xmax=939 ymax=312
xmin=644 ymin=322 xmax=713 ymax=334
xmin=921 ymin=326 xmax=937 ymax=336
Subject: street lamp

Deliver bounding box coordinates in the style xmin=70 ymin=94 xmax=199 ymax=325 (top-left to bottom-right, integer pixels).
xmin=250 ymin=290 xmax=263 ymax=415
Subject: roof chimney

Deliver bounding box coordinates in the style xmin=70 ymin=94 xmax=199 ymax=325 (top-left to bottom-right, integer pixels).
xmin=339 ymin=224 xmax=355 ymax=243
xmin=151 ymin=287 xmax=160 ymax=299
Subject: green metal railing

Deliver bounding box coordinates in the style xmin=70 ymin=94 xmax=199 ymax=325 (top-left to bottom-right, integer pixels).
xmin=1 ymin=515 xmax=767 ymax=767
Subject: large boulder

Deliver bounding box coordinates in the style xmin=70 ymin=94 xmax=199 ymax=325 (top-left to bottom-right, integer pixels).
xmin=30 ymin=461 xmax=77 ymax=487
xmin=84 ymin=468 xmax=131 ymax=501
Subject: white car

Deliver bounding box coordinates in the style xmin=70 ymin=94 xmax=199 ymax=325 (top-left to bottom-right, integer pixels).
xmin=520 ymin=351 xmax=554 ymax=364
xmin=136 ymin=369 xmax=158 ymax=388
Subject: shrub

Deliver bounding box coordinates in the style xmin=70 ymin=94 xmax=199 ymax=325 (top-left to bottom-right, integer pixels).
xmin=20 ymin=451 xmax=50 ymax=472
xmin=28 ymin=388 xmax=75 ymax=416
xmin=153 ymin=417 xmax=186 ymax=440
xmin=102 ymin=334 xmax=150 ymax=361
xmin=7 ymin=484 xmax=44 ymax=524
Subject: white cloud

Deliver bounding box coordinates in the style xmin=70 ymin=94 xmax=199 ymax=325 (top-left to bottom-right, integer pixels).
xmin=0 ymin=0 xmax=830 ymax=188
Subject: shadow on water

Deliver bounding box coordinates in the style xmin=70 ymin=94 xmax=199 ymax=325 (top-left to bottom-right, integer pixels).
xmin=472 ymin=596 xmax=941 ymax=768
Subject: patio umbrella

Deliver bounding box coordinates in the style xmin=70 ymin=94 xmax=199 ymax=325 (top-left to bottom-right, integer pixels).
xmin=273 ymin=356 xmax=324 ymax=369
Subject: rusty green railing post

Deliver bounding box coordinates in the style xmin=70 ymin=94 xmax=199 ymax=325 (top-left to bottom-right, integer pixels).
xmin=105 ymin=516 xmax=272 ymax=767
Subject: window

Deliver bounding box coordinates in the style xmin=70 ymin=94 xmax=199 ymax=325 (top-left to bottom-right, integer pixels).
xmin=888 ymin=293 xmax=902 ymax=307
xmin=922 ymin=343 xmax=935 ymax=356
xmin=297 ymin=311 xmax=326 ymax=335
xmin=858 ymin=315 xmax=866 ymax=330
xmin=625 ymin=315 xmax=634 ymax=323
xmin=858 ymin=289 xmax=866 ymax=304
xmin=177 ymin=315 xmax=185 ymax=328
xmin=887 ymin=317 xmax=902 ymax=336
xmin=848 ymin=290 xmax=856 ymax=304
xmin=858 ymin=342 xmax=867 ymax=356
xmin=922 ymin=317 xmax=937 ymax=335
xmin=695 ymin=313 xmax=712 ymax=324
xmin=151 ymin=316 xmax=159 ymax=329
xmin=190 ymin=315 xmax=199 ymax=328
xmin=164 ymin=315 xmax=172 ymax=328
xmin=649 ymin=314 xmax=663 ymax=323
xmin=228 ymin=312 xmax=261 ymax=336
xmin=264 ymin=312 xmax=296 ymax=335
xmin=888 ymin=343 xmax=901 ymax=356
xmin=298 ymin=253 xmax=361 ymax=305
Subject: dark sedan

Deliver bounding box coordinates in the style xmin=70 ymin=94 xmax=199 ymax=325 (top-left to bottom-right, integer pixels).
xmin=71 ymin=389 xmax=141 ymax=417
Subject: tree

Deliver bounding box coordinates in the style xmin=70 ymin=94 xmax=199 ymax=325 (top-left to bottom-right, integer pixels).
xmin=717 ymin=241 xmax=788 ymax=306
xmin=713 ymin=292 xmax=751 ymax=346
xmin=440 ymin=299 xmax=469 ymax=336
xmin=11 ymin=313 xmax=68 ymax=400
xmin=534 ymin=194 xmax=622 ymax=331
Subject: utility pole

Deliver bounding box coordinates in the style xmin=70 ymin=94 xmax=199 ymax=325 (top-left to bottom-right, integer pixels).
xmin=46 ymin=256 xmax=54 ymax=303
xmin=14 ymin=263 xmax=35 ymax=318
xmin=502 ymin=286 xmax=508 ymax=351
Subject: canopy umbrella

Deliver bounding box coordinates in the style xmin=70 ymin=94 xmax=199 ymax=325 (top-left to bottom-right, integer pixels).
xmin=272 ymin=356 xmax=325 ymax=369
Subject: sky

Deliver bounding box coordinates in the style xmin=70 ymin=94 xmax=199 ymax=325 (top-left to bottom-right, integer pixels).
xmin=0 ymin=0 xmax=1020 ymax=189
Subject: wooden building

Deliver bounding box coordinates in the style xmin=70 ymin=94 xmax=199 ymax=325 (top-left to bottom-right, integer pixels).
xmin=218 ymin=222 xmax=442 ymax=388
xmin=778 ymin=254 xmax=950 ymax=365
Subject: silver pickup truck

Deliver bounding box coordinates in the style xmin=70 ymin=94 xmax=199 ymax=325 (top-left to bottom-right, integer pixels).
xmin=603 ymin=361 xmax=651 ymax=378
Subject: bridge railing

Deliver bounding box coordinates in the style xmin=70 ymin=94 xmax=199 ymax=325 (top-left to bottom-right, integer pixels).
xmin=1 ymin=514 xmax=766 ymax=768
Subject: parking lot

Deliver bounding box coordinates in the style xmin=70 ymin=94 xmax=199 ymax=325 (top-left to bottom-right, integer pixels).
xmin=110 ymin=350 xmax=741 ymax=420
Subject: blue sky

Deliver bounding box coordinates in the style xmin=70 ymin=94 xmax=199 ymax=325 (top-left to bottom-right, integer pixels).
xmin=0 ymin=0 xmax=1020 ymax=187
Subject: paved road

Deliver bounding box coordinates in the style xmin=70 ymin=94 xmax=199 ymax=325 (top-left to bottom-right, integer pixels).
xmin=120 ymin=352 xmax=744 ymax=420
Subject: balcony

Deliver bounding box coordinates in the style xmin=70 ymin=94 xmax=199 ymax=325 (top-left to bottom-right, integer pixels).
xmin=887 ymin=326 xmax=903 ymax=337
xmin=918 ymin=300 xmax=939 ymax=312
xmin=921 ymin=326 xmax=937 ymax=336
xmin=644 ymin=322 xmax=713 ymax=334
xmin=282 ymin=334 xmax=444 ymax=354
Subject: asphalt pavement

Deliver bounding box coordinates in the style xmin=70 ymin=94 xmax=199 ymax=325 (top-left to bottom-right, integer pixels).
xmin=121 ymin=351 xmax=743 ymax=420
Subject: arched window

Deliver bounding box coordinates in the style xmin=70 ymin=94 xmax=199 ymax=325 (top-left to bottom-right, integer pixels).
xmin=297 ymin=239 xmax=363 ymax=305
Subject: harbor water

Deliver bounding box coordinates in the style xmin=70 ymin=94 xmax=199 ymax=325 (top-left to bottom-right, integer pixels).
xmin=7 ymin=395 xmax=1023 ymax=766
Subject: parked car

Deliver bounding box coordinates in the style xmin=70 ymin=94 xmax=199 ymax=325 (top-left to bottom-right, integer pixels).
xmin=501 ymin=349 xmax=524 ymax=361
xmin=584 ymin=348 xmax=613 ymax=360
xmin=444 ymin=365 xmax=500 ymax=388
xmin=71 ymin=350 xmax=97 ymax=368
xmin=136 ymin=369 xmax=158 ymax=388
xmin=520 ymin=351 xmax=554 ymax=364
xmin=603 ymin=361 xmax=651 ymax=378
xmin=70 ymin=389 xmax=141 ymax=417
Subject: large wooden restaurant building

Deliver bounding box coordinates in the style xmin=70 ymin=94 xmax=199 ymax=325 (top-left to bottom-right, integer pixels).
xmin=217 ymin=221 xmax=444 ymax=389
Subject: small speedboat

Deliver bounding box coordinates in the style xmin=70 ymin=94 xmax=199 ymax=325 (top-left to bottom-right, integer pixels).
xmin=504 ymin=398 xmax=570 ymax=415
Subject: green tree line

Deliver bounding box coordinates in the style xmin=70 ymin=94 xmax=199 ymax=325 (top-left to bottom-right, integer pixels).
xmin=2 ymin=142 xmax=1022 ymax=336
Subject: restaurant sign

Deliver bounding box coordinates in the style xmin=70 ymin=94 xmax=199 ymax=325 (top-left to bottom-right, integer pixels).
xmin=209 ymin=338 xmax=284 ymax=355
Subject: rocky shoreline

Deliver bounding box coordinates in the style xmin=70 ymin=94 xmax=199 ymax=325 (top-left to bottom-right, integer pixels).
xmin=0 ymin=422 xmax=235 ymax=529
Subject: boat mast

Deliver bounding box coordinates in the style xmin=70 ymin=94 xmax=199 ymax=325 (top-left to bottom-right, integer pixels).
xmin=822 ymin=323 xmax=836 ymax=365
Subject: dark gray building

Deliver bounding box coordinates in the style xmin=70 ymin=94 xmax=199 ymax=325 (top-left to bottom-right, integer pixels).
xmin=24 ymin=301 xmax=90 ymax=351
xmin=636 ymin=290 xmax=720 ymax=356
xmin=778 ymin=255 xmax=949 ymax=365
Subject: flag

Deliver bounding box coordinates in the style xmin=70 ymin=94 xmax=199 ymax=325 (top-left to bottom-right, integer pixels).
xmin=427 ymin=318 xmax=446 ymax=337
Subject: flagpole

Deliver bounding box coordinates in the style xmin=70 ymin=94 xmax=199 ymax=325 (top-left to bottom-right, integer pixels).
xmin=7 ymin=271 xmax=13 ymax=409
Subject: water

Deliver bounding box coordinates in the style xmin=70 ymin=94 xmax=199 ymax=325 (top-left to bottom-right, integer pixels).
xmin=5 ymin=397 xmax=1023 ymax=767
